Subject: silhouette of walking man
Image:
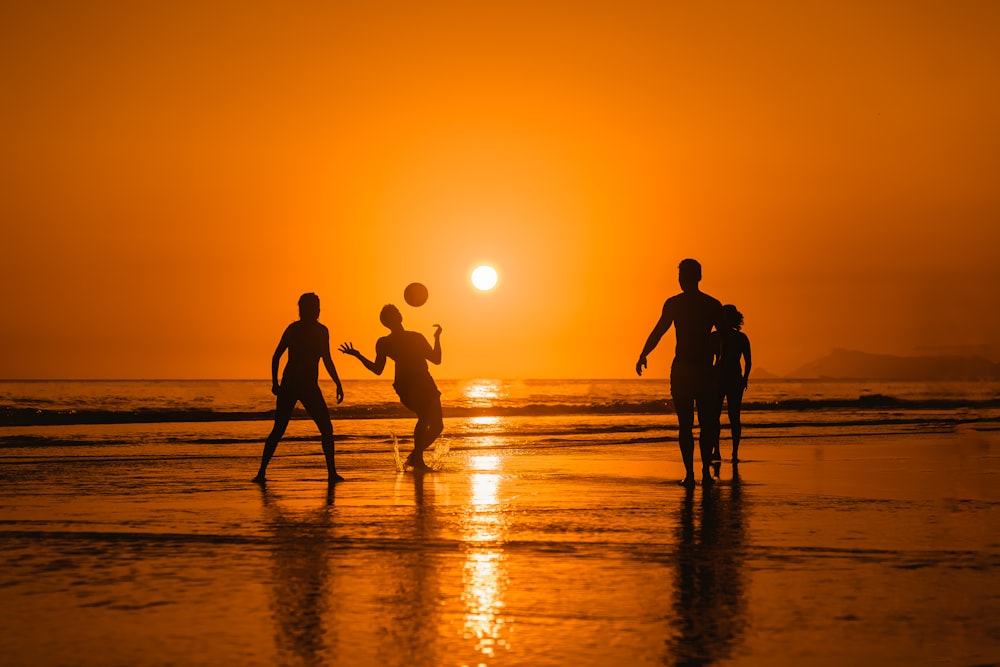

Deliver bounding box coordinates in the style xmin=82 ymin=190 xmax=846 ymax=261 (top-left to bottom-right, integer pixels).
xmin=636 ymin=259 xmax=726 ymax=486
xmin=712 ymin=304 xmax=752 ymax=462
xmin=253 ymin=293 xmax=345 ymax=484
xmin=339 ymin=305 xmax=443 ymax=472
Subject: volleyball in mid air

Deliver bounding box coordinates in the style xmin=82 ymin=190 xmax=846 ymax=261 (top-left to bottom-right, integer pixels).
xmin=403 ymin=282 xmax=429 ymax=307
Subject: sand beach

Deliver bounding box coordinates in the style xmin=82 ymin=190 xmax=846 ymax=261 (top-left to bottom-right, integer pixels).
xmin=0 ymin=422 xmax=997 ymax=666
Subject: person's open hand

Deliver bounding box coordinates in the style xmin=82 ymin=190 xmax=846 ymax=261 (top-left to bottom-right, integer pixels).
xmin=338 ymin=342 xmax=358 ymax=357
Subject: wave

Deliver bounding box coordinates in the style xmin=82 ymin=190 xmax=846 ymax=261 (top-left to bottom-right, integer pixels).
xmin=2 ymin=393 xmax=1000 ymax=427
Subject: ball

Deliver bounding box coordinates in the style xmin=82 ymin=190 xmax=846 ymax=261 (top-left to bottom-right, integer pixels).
xmin=403 ymin=282 xmax=429 ymax=307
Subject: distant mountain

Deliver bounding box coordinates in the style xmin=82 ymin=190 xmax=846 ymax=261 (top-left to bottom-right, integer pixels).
xmin=788 ymin=348 xmax=1000 ymax=380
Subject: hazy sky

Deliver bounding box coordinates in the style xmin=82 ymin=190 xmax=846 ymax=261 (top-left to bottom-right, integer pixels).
xmin=2 ymin=1 xmax=998 ymax=380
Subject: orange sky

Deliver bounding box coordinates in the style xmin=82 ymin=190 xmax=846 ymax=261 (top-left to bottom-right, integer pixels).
xmin=2 ymin=1 xmax=998 ymax=379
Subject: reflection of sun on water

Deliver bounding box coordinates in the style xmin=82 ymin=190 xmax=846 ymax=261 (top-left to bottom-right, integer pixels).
xmin=464 ymin=549 xmax=506 ymax=659
xmin=460 ymin=379 xmax=506 ymax=409
xmin=470 ymin=455 xmax=501 ymax=473
xmin=461 ymin=457 xmax=511 ymax=660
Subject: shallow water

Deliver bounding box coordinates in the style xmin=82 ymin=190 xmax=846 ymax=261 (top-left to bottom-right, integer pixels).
xmin=0 ymin=420 xmax=997 ymax=666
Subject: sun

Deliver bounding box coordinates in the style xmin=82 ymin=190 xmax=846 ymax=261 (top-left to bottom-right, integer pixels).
xmin=471 ymin=265 xmax=498 ymax=291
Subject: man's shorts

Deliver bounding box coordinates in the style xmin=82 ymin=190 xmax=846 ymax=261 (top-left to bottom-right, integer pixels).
xmin=670 ymin=360 xmax=717 ymax=401
xmin=394 ymin=374 xmax=441 ymax=416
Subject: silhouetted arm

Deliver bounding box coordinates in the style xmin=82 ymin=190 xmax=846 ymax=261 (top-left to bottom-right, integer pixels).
xmin=427 ymin=325 xmax=443 ymax=365
xmin=338 ymin=339 xmax=388 ymax=375
xmin=321 ymin=335 xmax=344 ymax=404
xmin=271 ymin=333 xmax=290 ymax=395
xmin=711 ymin=331 xmax=722 ymax=366
xmin=742 ymin=334 xmax=752 ymax=390
xmin=636 ymin=306 xmax=673 ymax=376
xmin=713 ymin=306 xmax=727 ymax=368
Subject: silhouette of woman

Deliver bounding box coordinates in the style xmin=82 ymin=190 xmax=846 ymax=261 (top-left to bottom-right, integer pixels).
xmin=711 ymin=305 xmax=752 ymax=461
xmin=253 ymin=293 xmax=345 ymax=484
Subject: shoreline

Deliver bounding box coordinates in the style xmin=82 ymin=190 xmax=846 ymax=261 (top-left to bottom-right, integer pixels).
xmin=0 ymin=428 xmax=997 ymax=665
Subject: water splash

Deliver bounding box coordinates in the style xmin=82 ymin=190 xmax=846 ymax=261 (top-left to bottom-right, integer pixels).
xmin=390 ymin=433 xmax=450 ymax=472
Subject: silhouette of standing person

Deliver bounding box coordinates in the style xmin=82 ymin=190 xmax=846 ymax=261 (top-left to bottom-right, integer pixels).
xmin=253 ymin=292 xmax=345 ymax=484
xmin=636 ymin=259 xmax=726 ymax=486
xmin=711 ymin=304 xmax=752 ymax=462
xmin=339 ymin=305 xmax=443 ymax=472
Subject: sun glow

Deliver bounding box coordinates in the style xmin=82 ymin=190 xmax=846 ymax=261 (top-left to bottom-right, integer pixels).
xmin=471 ymin=265 xmax=499 ymax=291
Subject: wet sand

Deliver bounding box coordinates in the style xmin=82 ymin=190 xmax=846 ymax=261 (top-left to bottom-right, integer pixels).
xmin=0 ymin=428 xmax=997 ymax=666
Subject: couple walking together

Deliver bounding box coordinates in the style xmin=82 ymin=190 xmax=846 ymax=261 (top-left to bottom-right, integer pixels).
xmin=252 ymin=294 xmax=443 ymax=484
xmin=637 ymin=258 xmax=752 ymax=486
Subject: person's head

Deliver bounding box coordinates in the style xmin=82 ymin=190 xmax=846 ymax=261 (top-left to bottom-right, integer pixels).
xmin=723 ymin=304 xmax=744 ymax=331
xmin=298 ymin=292 xmax=320 ymax=321
xmin=379 ymin=304 xmax=403 ymax=330
xmin=678 ymin=258 xmax=702 ymax=291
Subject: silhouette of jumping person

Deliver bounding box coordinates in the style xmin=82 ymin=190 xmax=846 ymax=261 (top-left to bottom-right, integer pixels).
xmin=339 ymin=305 xmax=443 ymax=472
xmin=253 ymin=293 xmax=345 ymax=484
xmin=711 ymin=304 xmax=752 ymax=462
xmin=636 ymin=259 xmax=726 ymax=486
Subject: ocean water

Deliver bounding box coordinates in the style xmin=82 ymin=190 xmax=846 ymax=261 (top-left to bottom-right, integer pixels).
xmin=1 ymin=378 xmax=998 ymax=451
xmin=1 ymin=379 xmax=998 ymax=666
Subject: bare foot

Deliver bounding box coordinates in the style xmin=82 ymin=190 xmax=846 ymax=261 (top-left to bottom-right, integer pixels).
xmin=251 ymin=474 xmax=266 ymax=485
xmin=328 ymin=473 xmax=346 ymax=484
xmin=405 ymin=451 xmax=429 ymax=471
xmin=679 ymin=476 xmax=696 ymax=488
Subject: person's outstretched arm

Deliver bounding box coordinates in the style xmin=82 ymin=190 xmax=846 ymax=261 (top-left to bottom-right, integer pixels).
xmin=427 ymin=324 xmax=443 ymax=365
xmin=338 ymin=340 xmax=387 ymax=375
xmin=636 ymin=305 xmax=672 ymax=376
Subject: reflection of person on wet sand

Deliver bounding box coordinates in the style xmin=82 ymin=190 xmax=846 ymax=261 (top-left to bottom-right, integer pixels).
xmin=636 ymin=259 xmax=726 ymax=486
xmin=665 ymin=471 xmax=748 ymax=665
xmin=376 ymin=473 xmax=444 ymax=665
xmin=339 ymin=305 xmax=443 ymax=472
xmin=258 ymin=486 xmax=338 ymax=664
xmin=253 ymin=292 xmax=345 ymax=484
xmin=711 ymin=304 xmax=752 ymax=462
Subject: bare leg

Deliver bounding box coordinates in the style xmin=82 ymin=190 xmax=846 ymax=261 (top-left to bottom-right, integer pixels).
xmin=321 ymin=433 xmax=344 ymax=483
xmin=404 ymin=421 xmax=429 ymax=471
xmin=674 ymin=394 xmax=697 ymax=485
xmin=254 ymin=389 xmax=297 ymax=482
xmin=407 ymin=397 xmax=443 ymax=472
xmin=255 ymin=411 xmax=291 ymax=483
xmin=301 ymin=386 xmax=343 ymax=483
xmin=696 ymin=390 xmax=719 ymax=485
xmin=710 ymin=390 xmax=725 ymax=461
xmin=728 ymin=388 xmax=744 ymax=461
